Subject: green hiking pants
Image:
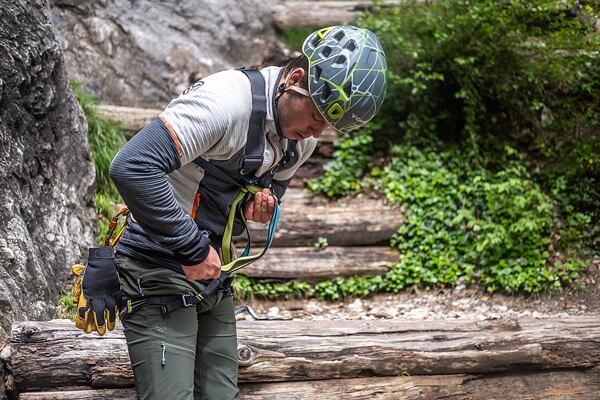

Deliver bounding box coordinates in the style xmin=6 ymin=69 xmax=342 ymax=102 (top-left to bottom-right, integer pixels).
xmin=115 ymin=254 xmax=239 ymax=400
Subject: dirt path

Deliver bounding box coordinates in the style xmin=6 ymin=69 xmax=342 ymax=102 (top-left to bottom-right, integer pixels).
xmin=235 ymin=257 xmax=600 ymax=321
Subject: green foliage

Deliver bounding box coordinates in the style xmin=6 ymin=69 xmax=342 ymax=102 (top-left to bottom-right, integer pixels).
xmin=233 ymin=275 xmax=312 ymax=301
xmin=359 ymin=0 xmax=600 ymax=142
xmin=314 ymin=275 xmax=385 ymax=301
xmin=297 ymin=0 xmax=597 ymax=298
xmin=306 ymin=128 xmax=375 ymax=197
xmin=279 ymin=27 xmax=317 ymax=52
xmin=378 ymin=143 xmax=584 ymax=294
xmin=534 ymin=137 xmax=600 ymax=253
xmin=57 ymin=291 xmax=76 ymax=320
xmin=71 ymin=83 xmax=125 ymax=243
xmin=314 ymin=236 xmax=329 ymax=249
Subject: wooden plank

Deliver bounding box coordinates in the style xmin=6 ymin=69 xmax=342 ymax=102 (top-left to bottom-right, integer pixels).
xmin=241 ymin=246 xmax=396 ymax=281
xmin=9 ymin=318 xmax=600 ymax=391
xmin=18 ymin=370 xmax=600 ymax=400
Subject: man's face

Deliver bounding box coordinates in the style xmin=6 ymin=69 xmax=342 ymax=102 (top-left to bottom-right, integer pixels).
xmin=277 ymin=69 xmax=330 ymax=141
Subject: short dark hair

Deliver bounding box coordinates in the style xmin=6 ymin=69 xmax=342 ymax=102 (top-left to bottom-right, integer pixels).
xmin=282 ymin=55 xmax=309 ymax=89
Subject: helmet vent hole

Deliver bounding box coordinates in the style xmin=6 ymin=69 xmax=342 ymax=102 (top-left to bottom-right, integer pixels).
xmin=344 ymin=81 xmax=352 ymax=98
xmin=322 ymin=84 xmax=332 ymax=101
xmin=333 ymin=30 xmax=345 ymax=41
xmin=335 ymin=55 xmax=347 ymax=65
xmin=321 ymin=46 xmax=332 ymax=58
xmin=345 ymin=40 xmax=357 ymax=52
xmin=314 ymin=65 xmax=322 ymax=82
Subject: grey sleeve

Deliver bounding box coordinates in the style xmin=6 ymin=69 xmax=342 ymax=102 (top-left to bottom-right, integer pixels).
xmin=109 ymin=119 xmax=211 ymax=265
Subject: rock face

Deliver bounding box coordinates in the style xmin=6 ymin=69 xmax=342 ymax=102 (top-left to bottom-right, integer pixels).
xmin=0 ymin=0 xmax=97 ymax=344
xmin=51 ymin=0 xmax=284 ymax=108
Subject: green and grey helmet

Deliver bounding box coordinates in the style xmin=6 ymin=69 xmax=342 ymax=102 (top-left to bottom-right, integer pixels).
xmin=302 ymin=25 xmax=388 ymax=132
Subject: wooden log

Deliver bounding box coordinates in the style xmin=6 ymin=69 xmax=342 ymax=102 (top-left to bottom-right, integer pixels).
xmin=19 ymin=389 xmax=136 ymax=400
xmin=9 ymin=318 xmax=600 ymax=391
xmin=272 ymin=1 xmax=405 ymax=29
xmin=247 ymin=189 xmax=403 ymax=246
xmin=17 ymin=370 xmax=600 ymax=400
xmin=240 ymin=246 xmax=397 ymax=281
xmin=96 ymin=104 xmax=339 ymax=144
xmin=96 ymin=105 xmax=161 ymax=132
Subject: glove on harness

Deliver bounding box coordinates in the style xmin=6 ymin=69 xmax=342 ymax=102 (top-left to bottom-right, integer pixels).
xmin=71 ymin=208 xmax=128 ymax=335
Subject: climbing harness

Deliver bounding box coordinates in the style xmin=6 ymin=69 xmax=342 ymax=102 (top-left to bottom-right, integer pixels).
xmin=121 ymin=68 xmax=288 ymax=319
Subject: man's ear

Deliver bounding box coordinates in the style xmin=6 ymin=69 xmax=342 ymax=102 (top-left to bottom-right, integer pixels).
xmin=288 ymin=67 xmax=306 ymax=86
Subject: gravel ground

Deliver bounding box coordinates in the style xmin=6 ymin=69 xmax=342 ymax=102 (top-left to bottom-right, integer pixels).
xmin=235 ymin=256 xmax=600 ymax=321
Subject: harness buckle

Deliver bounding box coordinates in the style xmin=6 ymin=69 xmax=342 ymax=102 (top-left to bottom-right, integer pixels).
xmin=181 ymin=294 xmax=195 ymax=307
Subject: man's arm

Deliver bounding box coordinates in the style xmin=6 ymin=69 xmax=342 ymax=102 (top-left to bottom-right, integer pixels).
xmin=109 ymin=120 xmax=213 ymax=266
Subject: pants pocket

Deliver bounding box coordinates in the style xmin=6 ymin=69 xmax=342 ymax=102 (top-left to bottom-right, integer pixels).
xmin=131 ymin=340 xmax=196 ymax=400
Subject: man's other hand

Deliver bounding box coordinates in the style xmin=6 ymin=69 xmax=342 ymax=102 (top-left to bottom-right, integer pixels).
xmin=244 ymin=188 xmax=275 ymax=224
xmin=182 ymin=246 xmax=221 ymax=280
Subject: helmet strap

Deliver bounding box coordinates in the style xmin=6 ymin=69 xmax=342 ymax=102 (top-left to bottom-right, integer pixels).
xmin=273 ymin=68 xmax=287 ymax=138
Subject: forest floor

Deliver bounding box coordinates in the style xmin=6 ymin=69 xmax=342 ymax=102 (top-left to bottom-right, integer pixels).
xmin=235 ymin=256 xmax=600 ymax=322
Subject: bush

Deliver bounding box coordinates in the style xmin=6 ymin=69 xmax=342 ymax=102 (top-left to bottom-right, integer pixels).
xmin=376 ymin=142 xmax=584 ymax=294
xmin=360 ymin=0 xmax=600 ymax=143
xmin=306 ymin=127 xmax=375 ymax=197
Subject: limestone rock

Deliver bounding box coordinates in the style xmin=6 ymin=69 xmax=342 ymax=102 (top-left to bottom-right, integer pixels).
xmin=51 ymin=0 xmax=285 ymax=108
xmin=0 ymin=0 xmax=96 ymax=341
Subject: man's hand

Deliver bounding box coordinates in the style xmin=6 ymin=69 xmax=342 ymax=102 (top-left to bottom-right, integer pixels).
xmin=244 ymin=188 xmax=275 ymax=224
xmin=182 ymin=246 xmax=221 ymax=280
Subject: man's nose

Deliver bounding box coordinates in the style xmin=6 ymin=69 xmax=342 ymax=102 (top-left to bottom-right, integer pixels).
xmin=310 ymin=122 xmax=328 ymax=138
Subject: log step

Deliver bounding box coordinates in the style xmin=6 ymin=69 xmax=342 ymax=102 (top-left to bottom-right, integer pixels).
xmin=9 ymin=318 xmax=600 ymax=391
xmin=17 ymin=370 xmax=600 ymax=400
xmin=242 ymin=246 xmax=397 ymax=281
xmin=247 ymin=189 xmax=404 ymax=246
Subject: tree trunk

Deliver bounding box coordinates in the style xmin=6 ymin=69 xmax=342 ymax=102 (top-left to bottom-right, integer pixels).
xmin=9 ymin=318 xmax=600 ymax=392
xmin=272 ymin=1 xmax=405 ymax=29
xmin=241 ymin=246 xmax=397 ymax=281
xmin=17 ymin=370 xmax=600 ymax=400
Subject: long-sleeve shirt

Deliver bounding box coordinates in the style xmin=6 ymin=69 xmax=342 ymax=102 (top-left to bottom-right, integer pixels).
xmin=109 ymin=66 xmax=317 ymax=273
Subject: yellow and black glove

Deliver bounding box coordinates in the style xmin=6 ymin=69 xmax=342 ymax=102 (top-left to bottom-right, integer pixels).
xmin=71 ymin=246 xmax=122 ymax=335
